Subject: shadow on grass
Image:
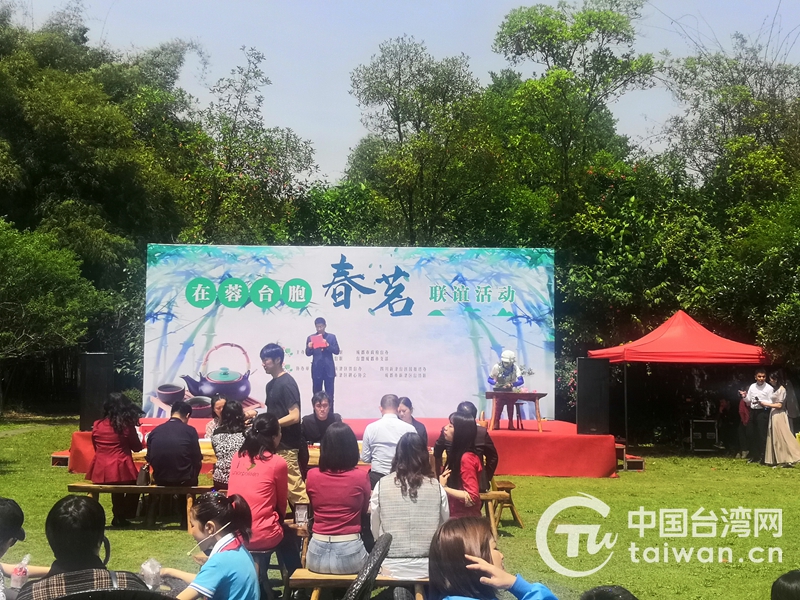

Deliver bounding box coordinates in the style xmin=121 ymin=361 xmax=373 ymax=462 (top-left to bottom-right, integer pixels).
xmin=497 ymin=527 xmax=520 ymax=539
xmin=109 ymin=521 xmax=186 ymax=531
xmin=0 ymin=457 xmax=16 ymax=475
xmin=0 ymin=414 xmax=79 ymax=427
xmin=626 ymin=444 xmax=732 ymax=459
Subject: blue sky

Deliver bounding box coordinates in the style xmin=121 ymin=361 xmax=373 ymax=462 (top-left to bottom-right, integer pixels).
xmin=21 ymin=1 xmax=800 ymax=181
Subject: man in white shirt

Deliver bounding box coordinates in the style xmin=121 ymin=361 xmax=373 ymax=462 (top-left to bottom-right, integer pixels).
xmin=361 ymin=394 xmax=417 ymax=488
xmin=746 ymin=368 xmax=773 ymax=464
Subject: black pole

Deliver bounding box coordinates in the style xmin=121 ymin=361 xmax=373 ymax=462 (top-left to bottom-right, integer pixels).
xmin=624 ymin=363 xmax=629 ymax=443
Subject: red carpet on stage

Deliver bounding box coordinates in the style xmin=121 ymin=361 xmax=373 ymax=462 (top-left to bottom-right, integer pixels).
xmin=67 ymin=417 xmax=616 ymax=478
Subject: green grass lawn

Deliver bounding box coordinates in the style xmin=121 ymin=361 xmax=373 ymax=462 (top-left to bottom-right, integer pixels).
xmin=0 ymin=416 xmax=204 ymax=578
xmin=500 ymin=450 xmax=799 ymax=600
xmin=1 ymin=418 xmax=796 ymax=600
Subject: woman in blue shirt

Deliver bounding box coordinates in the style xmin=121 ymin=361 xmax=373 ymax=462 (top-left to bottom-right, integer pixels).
xmin=161 ymin=492 xmax=259 ymax=600
xmin=429 ymin=517 xmax=557 ymax=600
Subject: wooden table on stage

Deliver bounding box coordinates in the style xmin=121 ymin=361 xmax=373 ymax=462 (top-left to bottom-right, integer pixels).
xmin=485 ymin=391 xmax=547 ymax=432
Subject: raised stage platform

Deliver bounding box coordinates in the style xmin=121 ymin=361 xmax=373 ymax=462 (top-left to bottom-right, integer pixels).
xmin=489 ymin=421 xmax=617 ymax=477
xmin=65 ymin=417 xmax=617 ymax=478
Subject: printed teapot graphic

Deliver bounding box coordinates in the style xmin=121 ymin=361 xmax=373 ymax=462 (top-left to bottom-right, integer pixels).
xmin=181 ymin=342 xmax=252 ymax=402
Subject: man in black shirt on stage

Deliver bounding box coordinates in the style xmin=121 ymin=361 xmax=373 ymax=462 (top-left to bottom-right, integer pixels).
xmin=301 ymin=391 xmax=342 ymax=444
xmin=256 ymin=343 xmax=309 ymax=505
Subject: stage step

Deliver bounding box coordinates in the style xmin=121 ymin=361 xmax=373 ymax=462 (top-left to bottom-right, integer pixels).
xmin=615 ymin=443 xmax=625 ymax=461
xmin=51 ymin=451 xmax=69 ymax=467
xmin=615 ymin=442 xmax=644 ymax=472
xmin=624 ymin=454 xmax=644 ymax=471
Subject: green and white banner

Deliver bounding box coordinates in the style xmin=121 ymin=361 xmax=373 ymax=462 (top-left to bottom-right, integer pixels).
xmin=144 ymin=245 xmax=554 ymax=419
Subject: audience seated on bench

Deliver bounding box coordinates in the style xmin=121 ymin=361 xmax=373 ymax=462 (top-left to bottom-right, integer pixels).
xmin=306 ymin=422 xmax=371 ymax=574
xmin=370 ymin=432 xmax=448 ymax=579
xmin=17 ymin=496 xmax=149 ymax=600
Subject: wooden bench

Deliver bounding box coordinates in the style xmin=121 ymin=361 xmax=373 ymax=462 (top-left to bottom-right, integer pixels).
xmin=289 ymin=569 xmax=426 ymax=600
xmin=67 ymin=483 xmax=213 ymax=532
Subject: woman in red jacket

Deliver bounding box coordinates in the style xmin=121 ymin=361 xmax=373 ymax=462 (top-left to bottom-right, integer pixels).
xmin=85 ymin=393 xmax=144 ymax=527
xmin=439 ymin=412 xmax=482 ymax=518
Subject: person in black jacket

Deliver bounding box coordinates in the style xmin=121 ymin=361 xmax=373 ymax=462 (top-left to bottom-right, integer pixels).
xmin=433 ymin=401 xmax=498 ymax=491
xmin=299 ymin=391 xmax=342 ymax=477
xmin=145 ymin=400 xmax=202 ymax=487
xmin=301 ymin=391 xmax=342 ymax=444
xmin=398 ymin=396 xmax=428 ymax=447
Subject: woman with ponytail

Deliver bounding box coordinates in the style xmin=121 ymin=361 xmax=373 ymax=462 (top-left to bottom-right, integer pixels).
xmin=227 ymin=413 xmax=288 ymax=552
xmin=161 ymin=492 xmax=259 ymax=600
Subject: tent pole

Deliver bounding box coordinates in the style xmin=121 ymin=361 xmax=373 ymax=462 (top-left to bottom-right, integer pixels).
xmin=624 ymin=363 xmax=629 ymax=444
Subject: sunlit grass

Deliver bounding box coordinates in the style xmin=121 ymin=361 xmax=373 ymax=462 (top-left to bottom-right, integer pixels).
xmin=0 ymin=418 xmax=204 ymax=577
xmin=1 ymin=419 xmax=795 ymax=599
xmin=499 ymin=450 xmax=798 ymax=600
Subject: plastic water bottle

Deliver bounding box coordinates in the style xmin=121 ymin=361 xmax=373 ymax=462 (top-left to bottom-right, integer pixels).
xmin=139 ymin=558 xmax=162 ymax=590
xmin=10 ymin=554 xmax=30 ymax=589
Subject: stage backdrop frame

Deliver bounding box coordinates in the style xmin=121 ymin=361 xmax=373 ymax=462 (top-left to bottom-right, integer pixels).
xmin=144 ymin=245 xmax=554 ymax=420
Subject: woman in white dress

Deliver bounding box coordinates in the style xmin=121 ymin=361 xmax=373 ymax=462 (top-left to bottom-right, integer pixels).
xmin=763 ymin=370 xmax=800 ymax=467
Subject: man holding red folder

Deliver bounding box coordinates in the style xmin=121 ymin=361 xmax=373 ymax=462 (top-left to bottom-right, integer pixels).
xmin=305 ymin=317 xmax=340 ymax=410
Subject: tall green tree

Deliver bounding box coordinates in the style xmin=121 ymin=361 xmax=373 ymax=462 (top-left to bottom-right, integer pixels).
xmin=663 ymin=32 xmax=800 ymax=181
xmin=180 ymin=47 xmax=316 ymax=244
xmin=0 ymin=218 xmax=104 ymax=410
xmin=348 ymin=36 xmax=509 ymax=245
xmin=494 ymin=0 xmax=655 ymax=214
xmin=557 ymin=155 xmax=723 ymax=355
xmin=287 ymin=181 xmax=397 ymax=246
xmin=661 ymin=28 xmax=800 ymax=363
xmin=350 ymin=35 xmax=479 ymax=144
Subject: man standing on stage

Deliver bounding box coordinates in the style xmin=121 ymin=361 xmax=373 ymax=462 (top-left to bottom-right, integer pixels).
xmin=252 ymin=343 xmax=309 ymax=506
xmin=305 ymin=317 xmax=340 ymax=411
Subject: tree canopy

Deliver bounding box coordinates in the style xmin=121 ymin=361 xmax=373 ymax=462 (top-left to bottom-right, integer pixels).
xmin=3 ymin=1 xmax=800 ymax=411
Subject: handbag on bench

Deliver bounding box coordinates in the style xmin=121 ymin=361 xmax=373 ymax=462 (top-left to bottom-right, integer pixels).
xmin=136 ymin=463 xmax=151 ymax=486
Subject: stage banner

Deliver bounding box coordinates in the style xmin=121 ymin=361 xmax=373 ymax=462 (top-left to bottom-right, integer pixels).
xmin=144 ymin=245 xmax=554 ymax=420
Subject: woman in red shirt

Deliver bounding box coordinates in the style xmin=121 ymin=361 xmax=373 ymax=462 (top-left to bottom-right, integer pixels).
xmin=305 ymin=422 xmax=371 ymax=574
xmin=86 ymin=393 xmax=143 ymax=527
xmin=439 ymin=412 xmax=482 ymax=518
xmin=227 ymin=413 xmax=287 ymax=552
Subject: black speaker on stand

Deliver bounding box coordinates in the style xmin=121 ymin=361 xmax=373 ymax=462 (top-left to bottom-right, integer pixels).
xmin=79 ymin=353 xmax=113 ymax=431
xmin=577 ymin=357 xmax=610 ymax=434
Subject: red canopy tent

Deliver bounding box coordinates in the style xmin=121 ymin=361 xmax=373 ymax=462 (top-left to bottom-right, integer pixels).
xmin=588 ymin=310 xmax=768 ymax=364
xmin=587 ymin=310 xmax=768 ymax=440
